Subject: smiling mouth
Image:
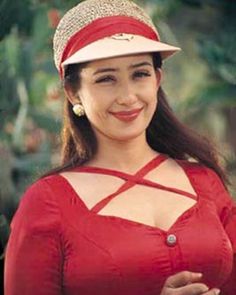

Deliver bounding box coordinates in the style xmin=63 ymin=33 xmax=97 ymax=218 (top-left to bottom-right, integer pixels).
xmin=109 ymin=107 xmax=143 ymax=122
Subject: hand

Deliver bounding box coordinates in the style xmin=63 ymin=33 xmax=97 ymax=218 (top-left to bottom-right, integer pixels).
xmin=160 ymin=271 xmax=220 ymax=295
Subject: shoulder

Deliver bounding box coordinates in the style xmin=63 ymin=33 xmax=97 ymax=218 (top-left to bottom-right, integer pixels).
xmin=178 ymin=159 xmax=234 ymax=210
xmin=11 ymin=175 xmax=63 ymax=234
xmin=20 ymin=173 xmax=70 ymax=204
xmin=177 ymin=159 xmax=224 ymax=188
xmin=19 ymin=175 xmax=60 ymax=210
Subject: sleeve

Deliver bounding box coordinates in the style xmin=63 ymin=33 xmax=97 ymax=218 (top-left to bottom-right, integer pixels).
xmin=4 ymin=178 xmax=63 ymax=295
xmin=205 ymin=168 xmax=236 ymax=295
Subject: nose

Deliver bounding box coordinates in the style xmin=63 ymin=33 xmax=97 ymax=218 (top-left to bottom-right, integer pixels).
xmin=116 ymin=82 xmax=138 ymax=105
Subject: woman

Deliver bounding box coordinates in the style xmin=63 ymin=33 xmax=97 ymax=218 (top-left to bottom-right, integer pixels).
xmin=4 ymin=0 xmax=236 ymax=294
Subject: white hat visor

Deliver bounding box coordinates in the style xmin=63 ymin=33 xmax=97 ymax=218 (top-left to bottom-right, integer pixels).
xmin=62 ymin=34 xmax=180 ymax=67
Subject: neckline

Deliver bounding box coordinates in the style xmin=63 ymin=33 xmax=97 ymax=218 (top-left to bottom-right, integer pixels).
xmin=71 ymin=153 xmax=167 ymax=179
xmin=56 ymin=154 xmax=200 ymax=234
xmin=95 ymin=199 xmax=201 ymax=234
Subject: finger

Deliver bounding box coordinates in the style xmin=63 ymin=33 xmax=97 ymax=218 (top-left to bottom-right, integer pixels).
xmin=204 ymin=288 xmax=221 ymax=295
xmin=165 ymin=271 xmax=203 ymax=288
xmin=176 ymin=282 xmax=209 ymax=295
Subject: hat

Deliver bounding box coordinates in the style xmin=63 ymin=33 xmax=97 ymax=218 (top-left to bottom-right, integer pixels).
xmin=53 ymin=0 xmax=180 ymax=77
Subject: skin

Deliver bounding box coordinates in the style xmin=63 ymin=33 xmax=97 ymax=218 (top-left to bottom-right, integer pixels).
xmin=66 ymin=53 xmax=162 ymax=172
xmin=76 ymin=54 xmax=160 ymax=141
xmin=65 ymin=54 xmax=221 ymax=294
xmin=160 ymin=271 xmax=220 ymax=295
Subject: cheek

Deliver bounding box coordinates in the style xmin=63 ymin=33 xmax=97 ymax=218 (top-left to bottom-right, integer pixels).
xmin=141 ymin=78 xmax=158 ymax=95
xmin=81 ymin=94 xmax=110 ymax=119
xmin=143 ymin=84 xmax=158 ymax=106
xmin=144 ymin=88 xmax=158 ymax=116
xmin=149 ymin=98 xmax=158 ymax=117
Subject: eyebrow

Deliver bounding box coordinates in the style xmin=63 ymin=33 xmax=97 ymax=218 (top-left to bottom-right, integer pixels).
xmin=129 ymin=61 xmax=153 ymax=69
xmin=93 ymin=61 xmax=152 ymax=75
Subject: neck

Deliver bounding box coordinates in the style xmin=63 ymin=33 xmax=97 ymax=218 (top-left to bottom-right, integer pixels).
xmin=87 ymin=132 xmax=159 ymax=173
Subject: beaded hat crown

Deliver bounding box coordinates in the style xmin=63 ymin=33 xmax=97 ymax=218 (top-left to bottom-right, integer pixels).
xmin=53 ymin=0 xmax=180 ymax=76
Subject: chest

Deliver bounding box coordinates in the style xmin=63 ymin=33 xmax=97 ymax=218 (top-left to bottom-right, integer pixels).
xmin=61 ymin=164 xmax=197 ymax=232
xmin=97 ymin=184 xmax=197 ymax=231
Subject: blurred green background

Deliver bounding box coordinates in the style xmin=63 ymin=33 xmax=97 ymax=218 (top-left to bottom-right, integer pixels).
xmin=0 ymin=0 xmax=236 ymax=223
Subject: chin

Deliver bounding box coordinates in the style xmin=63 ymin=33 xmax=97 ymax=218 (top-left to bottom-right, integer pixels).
xmin=93 ymin=120 xmax=150 ymax=142
xmin=106 ymin=128 xmax=146 ymax=142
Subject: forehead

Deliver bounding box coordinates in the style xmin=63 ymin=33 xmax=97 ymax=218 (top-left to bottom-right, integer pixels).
xmin=81 ymin=53 xmax=153 ymax=73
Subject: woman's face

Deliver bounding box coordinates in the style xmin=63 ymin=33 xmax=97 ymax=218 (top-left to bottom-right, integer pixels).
xmin=68 ymin=53 xmax=161 ymax=142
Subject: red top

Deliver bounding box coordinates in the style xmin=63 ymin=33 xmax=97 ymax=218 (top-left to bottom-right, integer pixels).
xmin=4 ymin=154 xmax=236 ymax=294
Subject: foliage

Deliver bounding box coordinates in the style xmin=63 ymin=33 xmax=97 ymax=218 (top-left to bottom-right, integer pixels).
xmin=0 ymin=0 xmax=62 ymax=216
xmin=175 ymin=0 xmax=236 ymax=188
xmin=0 ymin=0 xmax=34 ymax=40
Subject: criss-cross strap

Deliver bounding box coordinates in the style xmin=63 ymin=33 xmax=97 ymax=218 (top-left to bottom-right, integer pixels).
xmin=76 ymin=154 xmax=167 ymax=182
xmin=74 ymin=154 xmax=167 ymax=213
xmin=72 ymin=154 xmax=197 ymax=214
xmin=133 ymin=178 xmax=197 ymax=200
xmin=91 ymin=170 xmax=197 ymax=214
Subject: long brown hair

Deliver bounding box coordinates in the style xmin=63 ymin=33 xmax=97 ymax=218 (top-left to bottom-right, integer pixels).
xmin=42 ymin=53 xmax=228 ymax=185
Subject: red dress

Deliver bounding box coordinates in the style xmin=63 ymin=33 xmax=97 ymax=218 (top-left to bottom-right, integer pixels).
xmin=4 ymin=154 xmax=236 ymax=294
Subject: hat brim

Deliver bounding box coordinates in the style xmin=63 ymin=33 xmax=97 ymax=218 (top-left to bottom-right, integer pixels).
xmin=62 ymin=34 xmax=180 ymax=67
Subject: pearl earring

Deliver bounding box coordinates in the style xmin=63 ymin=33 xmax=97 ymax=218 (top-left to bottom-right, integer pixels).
xmin=72 ymin=103 xmax=85 ymax=117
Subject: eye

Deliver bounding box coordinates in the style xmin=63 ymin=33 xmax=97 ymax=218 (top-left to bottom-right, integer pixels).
xmin=133 ymin=71 xmax=151 ymax=79
xmin=95 ymin=75 xmax=115 ymax=83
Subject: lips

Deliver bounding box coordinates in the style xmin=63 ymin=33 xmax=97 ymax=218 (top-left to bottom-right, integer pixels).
xmin=109 ymin=107 xmax=143 ymax=122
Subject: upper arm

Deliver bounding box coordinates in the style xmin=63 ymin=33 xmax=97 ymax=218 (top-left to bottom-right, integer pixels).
xmin=4 ymin=179 xmax=63 ymax=295
xmin=204 ymin=167 xmax=235 ymax=226
xmin=204 ymin=167 xmax=236 ymax=294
